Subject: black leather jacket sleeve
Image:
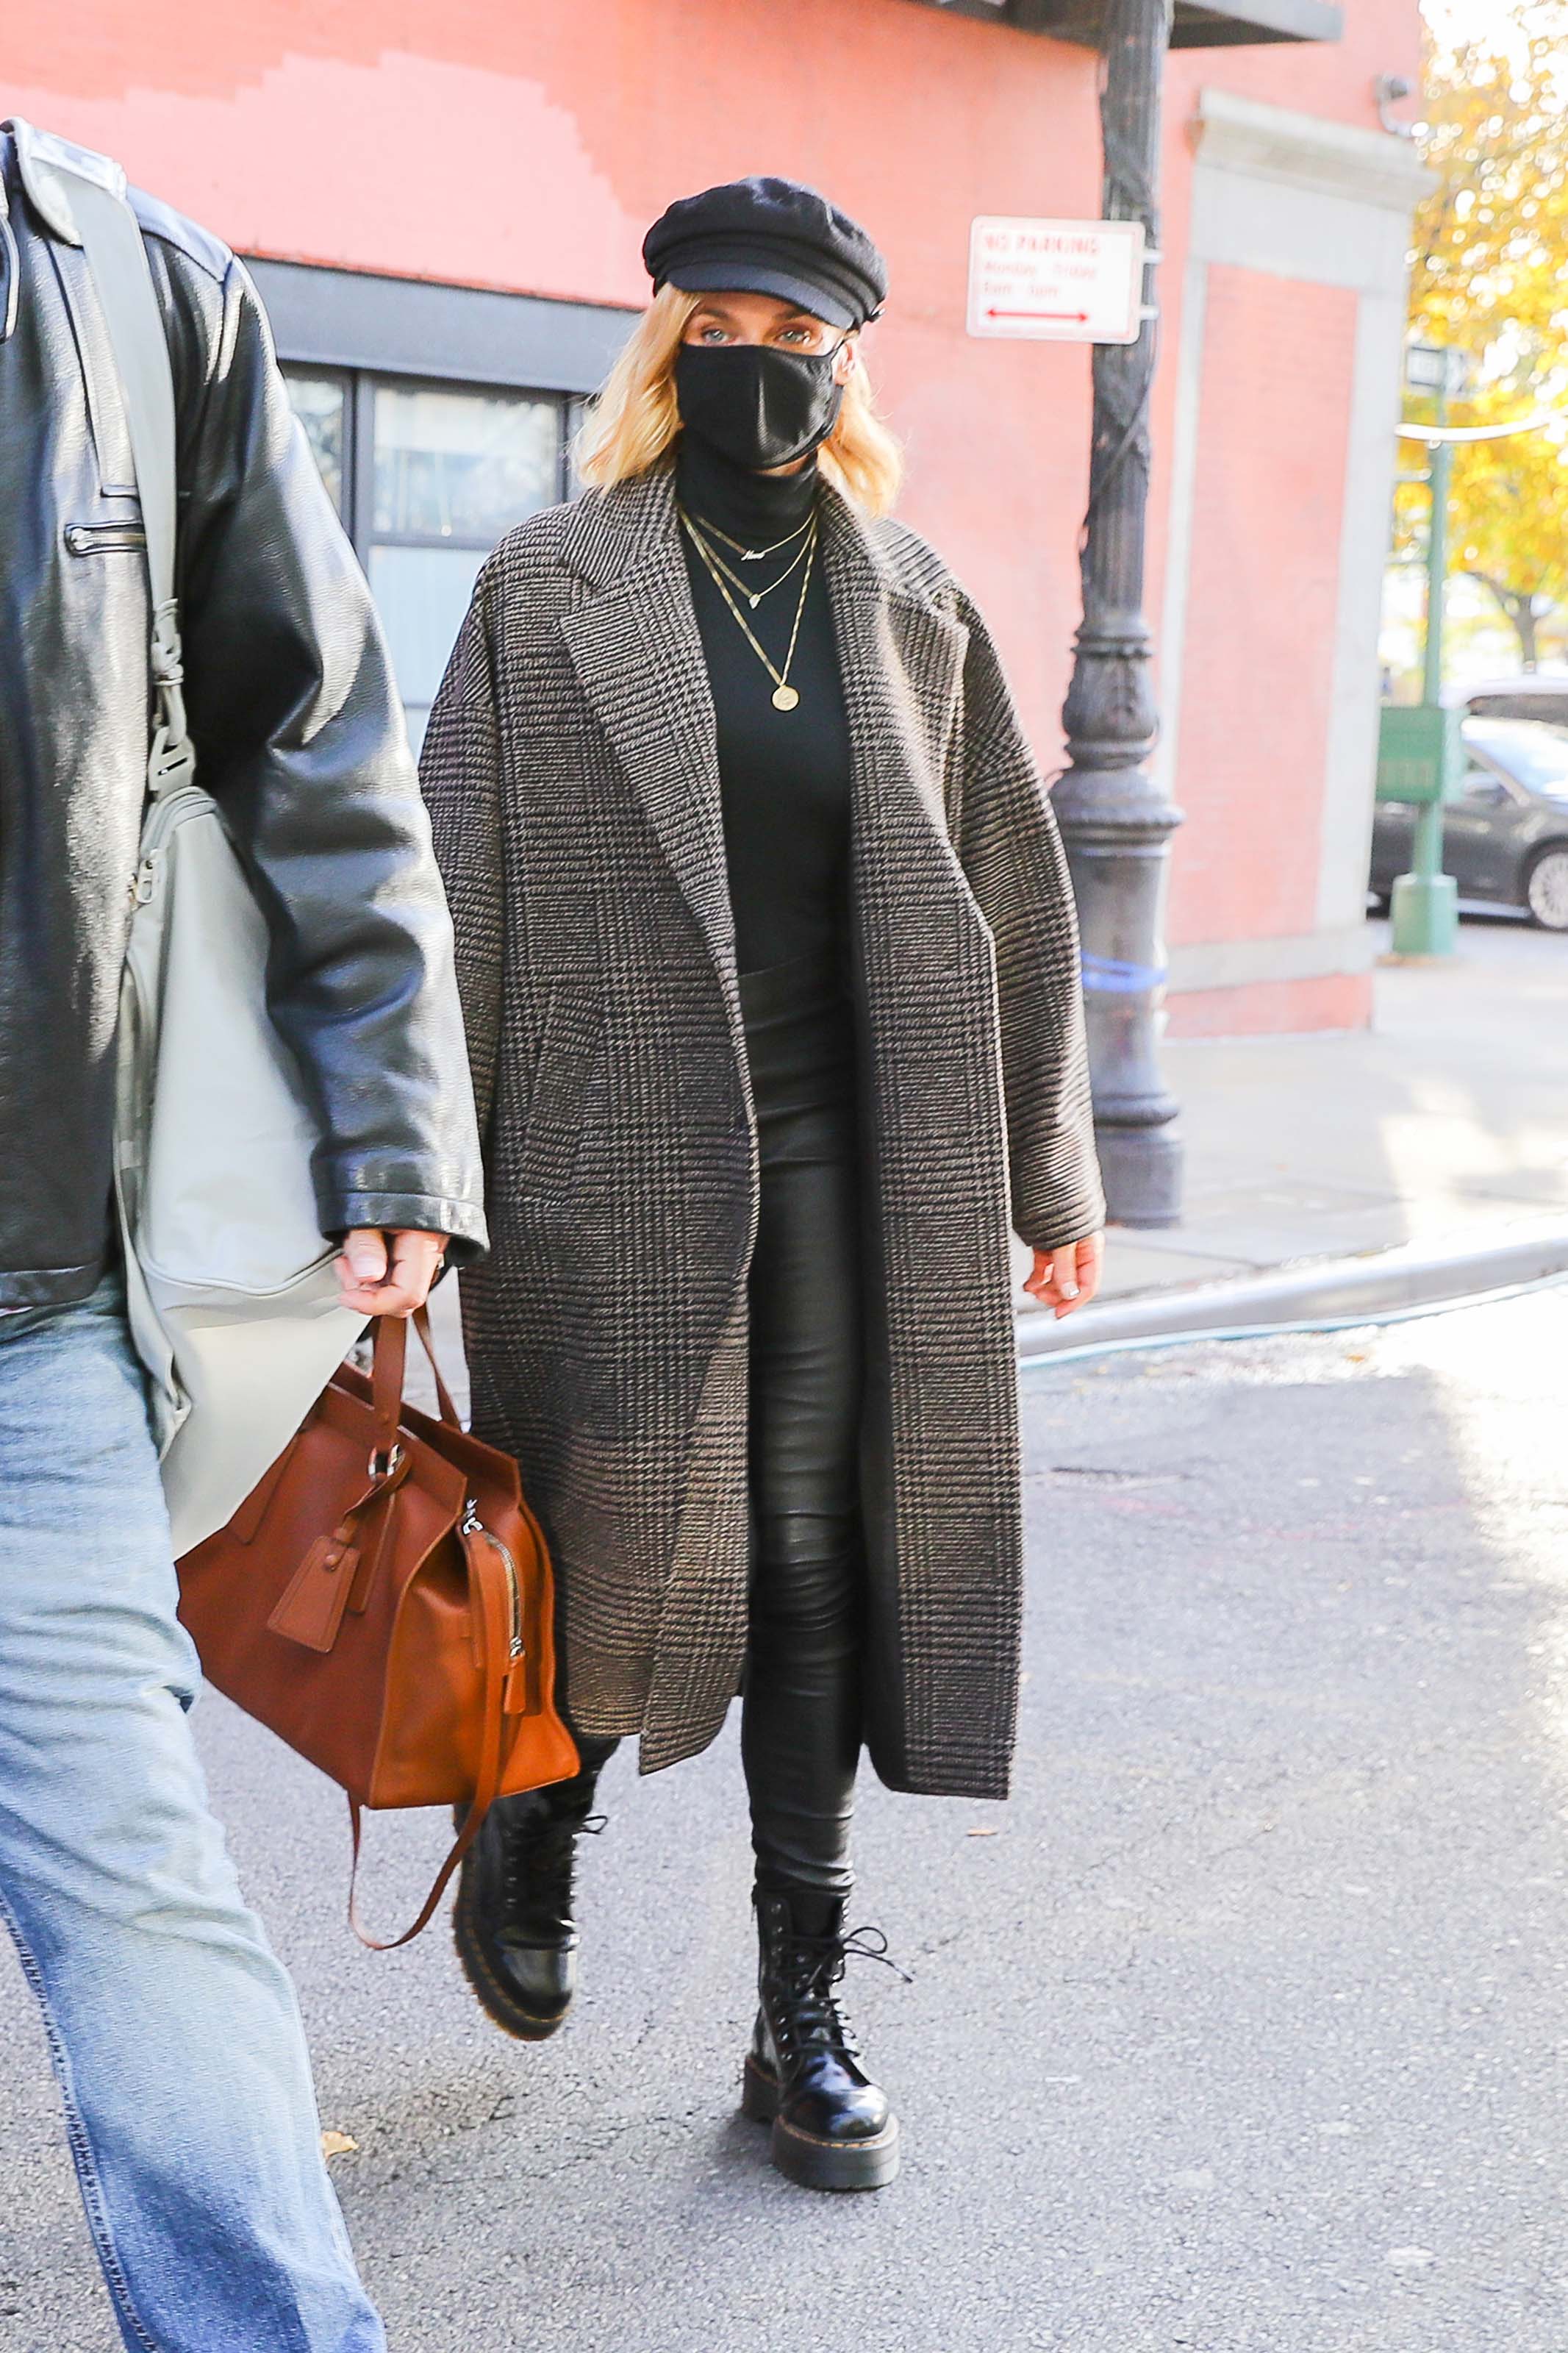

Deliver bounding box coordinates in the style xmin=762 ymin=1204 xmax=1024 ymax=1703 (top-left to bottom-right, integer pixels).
xmin=148 ymin=230 xmax=487 ymax=1257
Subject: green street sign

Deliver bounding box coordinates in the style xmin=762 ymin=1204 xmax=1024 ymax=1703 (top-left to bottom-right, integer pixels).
xmin=1375 ymin=703 xmax=1465 ymax=806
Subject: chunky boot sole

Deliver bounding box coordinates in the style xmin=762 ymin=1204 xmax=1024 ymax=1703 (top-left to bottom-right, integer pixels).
xmin=742 ymin=2053 xmax=901 ymax=2190
xmin=451 ymin=1885 xmax=573 ymax=2043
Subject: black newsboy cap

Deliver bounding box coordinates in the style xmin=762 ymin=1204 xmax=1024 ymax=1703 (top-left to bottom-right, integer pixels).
xmin=642 ymin=176 xmax=888 ymax=331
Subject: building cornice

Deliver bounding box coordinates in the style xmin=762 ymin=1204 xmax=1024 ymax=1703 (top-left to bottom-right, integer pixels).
xmin=1192 ymin=87 xmax=1437 ymax=212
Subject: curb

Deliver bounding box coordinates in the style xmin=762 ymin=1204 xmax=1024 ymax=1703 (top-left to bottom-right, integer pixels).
xmin=1016 ymin=1218 xmax=1568 ymax=1371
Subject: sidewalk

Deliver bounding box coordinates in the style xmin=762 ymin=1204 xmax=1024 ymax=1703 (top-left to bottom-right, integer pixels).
xmin=1016 ymin=913 xmax=1568 ymax=1318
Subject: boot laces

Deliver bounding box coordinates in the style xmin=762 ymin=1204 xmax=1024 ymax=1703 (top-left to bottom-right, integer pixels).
xmin=498 ymin=1809 xmax=605 ymax=1924
xmin=778 ymin=1924 xmax=913 ymax=2059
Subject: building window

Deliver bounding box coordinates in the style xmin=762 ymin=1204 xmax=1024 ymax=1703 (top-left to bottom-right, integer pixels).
xmin=282 ymin=365 xmax=570 ymax=751
xmin=286 ymin=370 xmax=349 ymax=516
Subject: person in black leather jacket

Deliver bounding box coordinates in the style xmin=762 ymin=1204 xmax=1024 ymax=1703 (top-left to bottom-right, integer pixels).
xmin=0 ymin=119 xmax=486 ymax=1311
xmin=0 ymin=121 xmax=485 ymax=2352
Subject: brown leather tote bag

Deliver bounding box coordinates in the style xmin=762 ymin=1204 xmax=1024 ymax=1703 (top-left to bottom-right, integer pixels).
xmin=176 ymin=1310 xmax=579 ymax=1947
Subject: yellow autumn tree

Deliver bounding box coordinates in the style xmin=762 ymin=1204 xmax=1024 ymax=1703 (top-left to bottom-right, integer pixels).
xmin=1402 ymin=1 xmax=1568 ymax=668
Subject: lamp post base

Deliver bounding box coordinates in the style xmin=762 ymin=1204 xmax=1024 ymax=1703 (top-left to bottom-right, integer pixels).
xmin=1094 ymin=1118 xmax=1184 ymax=1231
xmin=1389 ymin=870 xmax=1458 ymax=957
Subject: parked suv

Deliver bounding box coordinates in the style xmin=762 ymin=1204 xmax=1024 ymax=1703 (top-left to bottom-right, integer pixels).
xmin=1370 ymin=716 xmax=1568 ymax=931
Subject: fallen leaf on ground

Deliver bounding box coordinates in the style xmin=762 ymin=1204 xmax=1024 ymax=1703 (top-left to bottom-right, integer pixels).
xmin=321 ymin=2132 xmax=359 ymax=2161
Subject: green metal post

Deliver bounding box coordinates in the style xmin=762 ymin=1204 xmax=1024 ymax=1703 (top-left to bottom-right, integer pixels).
xmin=1422 ymin=428 xmax=1450 ymax=707
xmin=1390 ymin=404 xmax=1458 ymax=955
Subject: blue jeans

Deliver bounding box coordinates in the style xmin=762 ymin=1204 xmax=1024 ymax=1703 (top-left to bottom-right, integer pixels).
xmin=0 ymin=1279 xmax=384 ymax=2352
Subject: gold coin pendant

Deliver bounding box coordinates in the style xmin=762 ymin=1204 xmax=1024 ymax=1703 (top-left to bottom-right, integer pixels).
xmin=772 ymin=685 xmax=800 ymax=712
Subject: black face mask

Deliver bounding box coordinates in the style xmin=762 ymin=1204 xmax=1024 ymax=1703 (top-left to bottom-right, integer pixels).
xmin=674 ymin=343 xmax=845 ymax=473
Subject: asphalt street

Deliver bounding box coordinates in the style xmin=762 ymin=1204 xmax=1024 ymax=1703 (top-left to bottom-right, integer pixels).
xmin=5 ymin=1287 xmax=1568 ymax=2353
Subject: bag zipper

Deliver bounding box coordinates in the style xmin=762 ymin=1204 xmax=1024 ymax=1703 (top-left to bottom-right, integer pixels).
xmin=66 ymin=520 xmax=148 ymax=555
xmin=462 ymin=1500 xmax=525 ymax=1661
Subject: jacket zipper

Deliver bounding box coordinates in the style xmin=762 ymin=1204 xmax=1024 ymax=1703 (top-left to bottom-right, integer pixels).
xmin=66 ymin=520 xmax=148 ymax=555
xmin=462 ymin=1501 xmax=525 ymax=1661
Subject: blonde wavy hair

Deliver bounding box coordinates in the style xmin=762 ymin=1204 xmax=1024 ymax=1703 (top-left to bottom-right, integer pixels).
xmin=574 ymin=284 xmax=903 ymax=515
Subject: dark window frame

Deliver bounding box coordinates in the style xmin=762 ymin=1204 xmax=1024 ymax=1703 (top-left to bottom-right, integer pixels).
xmin=262 ymin=265 xmax=640 ymax=749
xmin=355 ymin=368 xmax=576 ymax=550
xmin=279 ymin=363 xmax=580 ymax=553
xmin=246 ymin=257 xmax=637 ymax=397
xmin=262 ymin=262 xmax=636 ymax=560
xmin=278 ymin=360 xmax=357 ymax=529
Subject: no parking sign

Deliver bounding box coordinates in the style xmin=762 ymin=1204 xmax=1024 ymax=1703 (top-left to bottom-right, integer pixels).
xmin=967 ymin=217 xmax=1148 ymax=344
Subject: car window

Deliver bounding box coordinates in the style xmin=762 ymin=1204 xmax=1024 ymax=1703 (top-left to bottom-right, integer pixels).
xmin=1461 ymin=718 xmax=1568 ymax=796
xmin=1468 ymin=690 xmax=1568 ymax=725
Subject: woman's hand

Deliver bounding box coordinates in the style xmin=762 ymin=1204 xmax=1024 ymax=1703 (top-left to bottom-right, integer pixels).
xmin=1023 ymin=1230 xmax=1104 ymax=1321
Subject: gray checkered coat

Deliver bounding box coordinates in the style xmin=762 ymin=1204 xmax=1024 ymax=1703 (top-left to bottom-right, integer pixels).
xmin=420 ymin=460 xmax=1103 ymax=1799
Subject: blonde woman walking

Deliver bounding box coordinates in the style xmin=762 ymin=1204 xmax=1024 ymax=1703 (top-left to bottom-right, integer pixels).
xmin=422 ymin=176 xmax=1104 ymax=2192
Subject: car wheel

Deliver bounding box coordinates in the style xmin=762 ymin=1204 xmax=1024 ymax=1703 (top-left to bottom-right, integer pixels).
xmin=1525 ymin=846 xmax=1568 ymax=931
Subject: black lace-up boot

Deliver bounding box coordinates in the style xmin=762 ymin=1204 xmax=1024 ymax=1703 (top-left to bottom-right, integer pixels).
xmin=451 ymin=1770 xmax=605 ymax=2040
xmin=742 ymin=1890 xmax=903 ymax=2190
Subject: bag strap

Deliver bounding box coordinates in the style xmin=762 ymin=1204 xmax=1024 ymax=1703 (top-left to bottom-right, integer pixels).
xmin=367 ymin=1304 xmax=463 ymax=1443
xmin=0 ymin=165 xmax=19 ymax=346
xmin=346 ymin=1511 xmax=518 ymax=1951
xmin=368 ymin=1311 xmax=408 ymax=1468
xmin=413 ymin=1305 xmax=463 ymax=1429
xmin=40 ymin=137 xmax=195 ymax=799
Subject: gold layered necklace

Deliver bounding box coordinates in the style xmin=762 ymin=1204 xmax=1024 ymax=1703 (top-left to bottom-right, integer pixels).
xmin=683 ymin=510 xmax=816 ymax=611
xmin=680 ymin=506 xmax=818 ymax=713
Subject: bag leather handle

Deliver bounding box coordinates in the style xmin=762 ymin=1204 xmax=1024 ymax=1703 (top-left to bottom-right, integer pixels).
xmin=369 ymin=1313 xmax=407 ymax=1466
xmin=368 ymin=1307 xmax=462 ymax=1444
xmin=413 ymin=1306 xmax=462 ymax=1429
xmin=346 ymin=1513 xmax=518 ymax=1950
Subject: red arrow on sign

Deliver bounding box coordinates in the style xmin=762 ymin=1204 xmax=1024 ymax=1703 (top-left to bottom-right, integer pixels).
xmin=986 ymin=307 xmax=1091 ymax=322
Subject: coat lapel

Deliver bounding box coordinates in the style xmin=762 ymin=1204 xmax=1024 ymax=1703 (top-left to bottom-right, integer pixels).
xmin=557 ymin=468 xmax=737 ymax=987
xmin=817 ymin=487 xmax=970 ymax=861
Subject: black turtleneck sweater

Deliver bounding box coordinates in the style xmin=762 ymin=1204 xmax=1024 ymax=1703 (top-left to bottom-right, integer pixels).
xmin=676 ymin=434 xmax=853 ymax=977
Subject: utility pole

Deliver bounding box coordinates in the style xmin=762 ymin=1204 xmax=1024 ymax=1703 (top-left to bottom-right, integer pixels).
xmin=1389 ymin=351 xmax=1459 ymax=957
xmin=1054 ymin=0 xmax=1184 ymax=1229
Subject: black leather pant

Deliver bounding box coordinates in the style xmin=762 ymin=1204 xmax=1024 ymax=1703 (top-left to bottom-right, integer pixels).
xmin=562 ymin=950 xmax=865 ymax=1922
xmin=737 ymin=950 xmax=864 ymax=1918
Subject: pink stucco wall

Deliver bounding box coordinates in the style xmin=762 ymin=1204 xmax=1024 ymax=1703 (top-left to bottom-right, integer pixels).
xmin=1170 ymin=267 xmax=1361 ymax=948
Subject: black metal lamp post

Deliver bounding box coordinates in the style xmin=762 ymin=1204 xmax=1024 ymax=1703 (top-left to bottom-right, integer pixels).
xmin=1053 ymin=0 xmax=1184 ymax=1228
